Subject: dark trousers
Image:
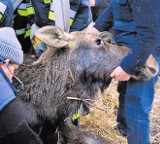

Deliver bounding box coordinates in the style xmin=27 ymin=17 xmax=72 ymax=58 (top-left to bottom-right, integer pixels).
xmin=117 ymin=81 xmax=127 ymax=128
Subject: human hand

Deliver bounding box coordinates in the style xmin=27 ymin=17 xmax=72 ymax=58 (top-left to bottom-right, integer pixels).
xmin=89 ymin=0 xmax=95 ymax=7
xmin=86 ymin=26 xmax=101 ymax=36
xmin=110 ymin=66 xmax=131 ymax=81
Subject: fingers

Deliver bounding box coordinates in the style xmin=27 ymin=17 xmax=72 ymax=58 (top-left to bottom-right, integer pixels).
xmin=110 ymin=66 xmax=131 ymax=81
xmin=110 ymin=71 xmax=116 ymax=78
xmin=86 ymin=27 xmax=100 ymax=35
xmin=89 ymin=0 xmax=95 ymax=7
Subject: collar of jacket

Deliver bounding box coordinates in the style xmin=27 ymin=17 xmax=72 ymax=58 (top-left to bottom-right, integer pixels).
xmin=0 ymin=67 xmax=18 ymax=94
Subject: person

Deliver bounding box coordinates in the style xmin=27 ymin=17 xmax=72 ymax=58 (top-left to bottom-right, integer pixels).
xmin=30 ymin=0 xmax=93 ymax=55
xmin=87 ymin=0 xmax=160 ymax=144
xmin=1 ymin=0 xmax=35 ymax=54
xmin=0 ymin=27 xmax=42 ymax=144
xmin=13 ymin=0 xmax=35 ymax=53
xmin=0 ymin=0 xmax=14 ymax=27
xmin=89 ymin=0 xmax=111 ymax=21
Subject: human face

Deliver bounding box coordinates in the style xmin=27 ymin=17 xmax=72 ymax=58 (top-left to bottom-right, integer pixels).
xmin=0 ymin=59 xmax=19 ymax=81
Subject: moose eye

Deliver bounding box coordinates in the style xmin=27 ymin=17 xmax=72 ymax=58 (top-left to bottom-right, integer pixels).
xmin=95 ymin=39 xmax=104 ymax=46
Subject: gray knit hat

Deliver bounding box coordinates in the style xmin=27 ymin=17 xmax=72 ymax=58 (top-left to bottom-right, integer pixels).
xmin=0 ymin=27 xmax=23 ymax=64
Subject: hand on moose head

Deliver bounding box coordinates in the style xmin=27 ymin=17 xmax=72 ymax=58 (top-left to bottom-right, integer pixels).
xmin=86 ymin=26 xmax=101 ymax=36
xmin=89 ymin=0 xmax=95 ymax=6
xmin=110 ymin=66 xmax=131 ymax=81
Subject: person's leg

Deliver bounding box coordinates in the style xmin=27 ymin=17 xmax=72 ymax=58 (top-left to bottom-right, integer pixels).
xmin=117 ymin=81 xmax=128 ymax=136
xmin=0 ymin=99 xmax=42 ymax=144
xmin=125 ymin=76 xmax=157 ymax=144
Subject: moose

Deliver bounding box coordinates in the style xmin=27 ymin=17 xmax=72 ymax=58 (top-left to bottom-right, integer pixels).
xmin=12 ymin=26 xmax=158 ymax=144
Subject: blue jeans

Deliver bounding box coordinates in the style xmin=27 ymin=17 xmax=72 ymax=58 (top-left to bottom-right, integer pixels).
xmin=124 ymin=54 xmax=160 ymax=144
xmin=125 ymin=76 xmax=157 ymax=144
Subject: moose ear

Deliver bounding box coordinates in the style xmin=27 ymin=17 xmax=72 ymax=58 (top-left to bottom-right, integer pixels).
xmin=35 ymin=26 xmax=73 ymax=48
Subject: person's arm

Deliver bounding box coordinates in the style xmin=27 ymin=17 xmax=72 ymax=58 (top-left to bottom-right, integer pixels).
xmin=110 ymin=0 xmax=160 ymax=81
xmin=0 ymin=0 xmax=13 ymax=27
xmin=31 ymin=0 xmax=51 ymax=27
xmin=120 ymin=0 xmax=160 ymax=75
xmin=93 ymin=1 xmax=113 ymax=31
xmin=70 ymin=0 xmax=93 ymax=32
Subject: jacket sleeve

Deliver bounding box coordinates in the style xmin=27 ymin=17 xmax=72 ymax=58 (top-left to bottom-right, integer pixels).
xmin=31 ymin=0 xmax=52 ymax=27
xmin=70 ymin=0 xmax=92 ymax=32
xmin=93 ymin=1 xmax=113 ymax=31
xmin=95 ymin=0 xmax=110 ymax=7
xmin=0 ymin=0 xmax=13 ymax=27
xmin=120 ymin=0 xmax=160 ymax=75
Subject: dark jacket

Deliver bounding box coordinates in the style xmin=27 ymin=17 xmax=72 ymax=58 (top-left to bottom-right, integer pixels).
xmin=13 ymin=0 xmax=34 ymax=53
xmin=31 ymin=0 xmax=92 ymax=32
xmin=95 ymin=0 xmax=110 ymax=7
xmin=94 ymin=0 xmax=160 ymax=75
xmin=0 ymin=0 xmax=13 ymax=27
xmin=91 ymin=0 xmax=110 ymax=21
xmin=0 ymin=71 xmax=15 ymax=111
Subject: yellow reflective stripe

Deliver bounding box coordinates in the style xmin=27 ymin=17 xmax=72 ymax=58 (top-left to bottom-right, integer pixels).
xmin=70 ymin=18 xmax=74 ymax=26
xmin=18 ymin=9 xmax=28 ymax=17
xmin=25 ymin=29 xmax=31 ymax=38
xmin=44 ymin=0 xmax=51 ymax=4
xmin=48 ymin=1 xmax=75 ymax=26
xmin=0 ymin=13 xmax=2 ymax=20
xmin=18 ymin=2 xmax=34 ymax=16
xmin=18 ymin=7 xmax=34 ymax=16
xmin=48 ymin=11 xmax=55 ymax=21
xmin=27 ymin=7 xmax=34 ymax=15
xmin=15 ymin=28 xmax=26 ymax=35
xmin=48 ymin=11 xmax=74 ymax=26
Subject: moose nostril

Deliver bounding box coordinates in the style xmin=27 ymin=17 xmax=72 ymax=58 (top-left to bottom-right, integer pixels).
xmin=95 ymin=39 xmax=102 ymax=45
